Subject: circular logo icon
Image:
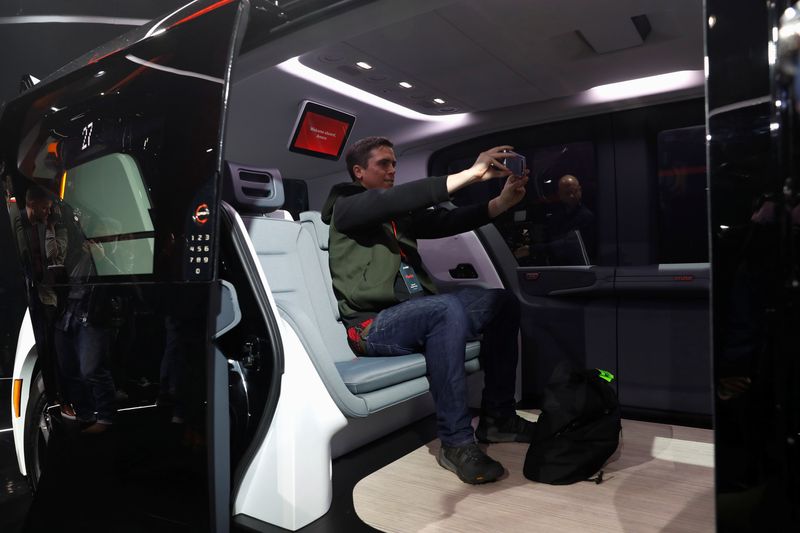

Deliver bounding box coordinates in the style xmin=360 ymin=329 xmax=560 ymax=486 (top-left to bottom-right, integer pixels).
xmin=194 ymin=203 xmax=210 ymax=225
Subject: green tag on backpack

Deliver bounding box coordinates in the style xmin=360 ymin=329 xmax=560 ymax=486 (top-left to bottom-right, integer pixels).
xmin=596 ymin=369 xmax=615 ymax=383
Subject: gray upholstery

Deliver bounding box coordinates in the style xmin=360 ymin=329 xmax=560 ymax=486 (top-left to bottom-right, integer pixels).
xmin=241 ymin=210 xmax=481 ymax=417
xmin=298 ymin=211 xmax=339 ymax=320
xmin=299 ymin=211 xmax=329 ymax=250
xmin=337 ymin=341 xmax=481 ymax=394
xmin=214 ymin=280 xmax=242 ymax=339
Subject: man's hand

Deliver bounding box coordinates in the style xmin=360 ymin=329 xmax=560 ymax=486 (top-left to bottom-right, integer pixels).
xmin=469 ymin=145 xmax=516 ymax=181
xmin=488 ymin=172 xmax=529 ymax=218
xmin=446 ymin=145 xmax=516 ymax=194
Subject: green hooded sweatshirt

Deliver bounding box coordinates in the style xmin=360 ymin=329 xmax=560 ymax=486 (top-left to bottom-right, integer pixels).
xmin=320 ymin=175 xmax=491 ymax=333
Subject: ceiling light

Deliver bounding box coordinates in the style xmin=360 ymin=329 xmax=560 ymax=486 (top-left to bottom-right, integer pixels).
xmin=398 ymin=81 xmax=413 ymax=89
xmin=433 ymin=98 xmax=446 ymax=104
xmin=276 ymin=57 xmax=471 ymax=123
xmin=584 ymin=70 xmax=704 ymax=103
xmin=355 ymin=61 xmax=372 ymax=70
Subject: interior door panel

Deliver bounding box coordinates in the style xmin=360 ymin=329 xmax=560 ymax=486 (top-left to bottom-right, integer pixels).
xmin=429 ymin=98 xmax=711 ymax=420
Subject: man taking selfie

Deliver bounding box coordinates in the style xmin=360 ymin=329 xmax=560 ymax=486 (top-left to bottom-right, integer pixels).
xmin=321 ymin=136 xmax=534 ymax=484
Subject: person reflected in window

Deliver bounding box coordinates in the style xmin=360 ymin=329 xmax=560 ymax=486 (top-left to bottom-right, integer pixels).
xmin=54 ymin=217 xmax=118 ymax=434
xmin=322 ymin=136 xmax=534 ymax=485
xmin=11 ymin=186 xmax=68 ymax=413
xmin=544 ymin=174 xmax=595 ymax=264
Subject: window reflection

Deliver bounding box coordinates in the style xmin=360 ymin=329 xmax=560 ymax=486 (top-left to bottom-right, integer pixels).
xmin=62 ymin=153 xmax=155 ymax=277
xmin=657 ymin=125 xmax=708 ymax=263
xmin=449 ymin=141 xmax=597 ymax=266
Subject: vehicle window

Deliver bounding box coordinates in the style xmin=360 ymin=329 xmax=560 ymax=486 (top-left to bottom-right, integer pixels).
xmin=62 ymin=153 xmax=155 ymax=276
xmin=3 ymin=2 xmax=239 ymax=285
xmin=656 ymin=126 xmax=708 ymax=263
xmin=449 ymin=141 xmax=597 ymax=266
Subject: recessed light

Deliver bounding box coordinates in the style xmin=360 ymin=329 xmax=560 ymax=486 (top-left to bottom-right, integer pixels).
xmin=277 ymin=57 xmax=471 ymax=123
xmin=398 ymin=81 xmax=413 ymax=89
xmin=356 ymin=61 xmax=373 ymax=70
xmin=433 ymin=98 xmax=446 ymax=104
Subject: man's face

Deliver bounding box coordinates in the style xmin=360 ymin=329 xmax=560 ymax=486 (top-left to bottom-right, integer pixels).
xmin=27 ymin=199 xmax=52 ymax=224
xmin=558 ymin=178 xmax=582 ymax=209
xmin=353 ymin=146 xmax=397 ymax=189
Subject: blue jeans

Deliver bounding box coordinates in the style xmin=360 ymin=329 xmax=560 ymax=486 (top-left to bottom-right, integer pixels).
xmin=55 ymin=310 xmax=115 ymax=423
xmin=363 ymin=288 xmax=520 ymax=447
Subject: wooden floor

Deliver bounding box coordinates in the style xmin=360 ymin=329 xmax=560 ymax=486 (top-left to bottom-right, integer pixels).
xmin=353 ymin=412 xmax=715 ymax=533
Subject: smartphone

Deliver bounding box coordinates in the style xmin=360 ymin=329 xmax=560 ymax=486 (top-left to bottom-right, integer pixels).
xmin=502 ymin=151 xmax=526 ymax=176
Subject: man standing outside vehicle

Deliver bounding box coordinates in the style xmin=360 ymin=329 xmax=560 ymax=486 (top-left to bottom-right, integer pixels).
xmin=12 ymin=186 xmax=67 ymax=411
xmin=321 ymin=137 xmax=534 ymax=484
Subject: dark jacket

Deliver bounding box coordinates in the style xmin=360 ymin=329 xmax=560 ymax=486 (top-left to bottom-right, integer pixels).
xmin=321 ymin=176 xmax=491 ymax=329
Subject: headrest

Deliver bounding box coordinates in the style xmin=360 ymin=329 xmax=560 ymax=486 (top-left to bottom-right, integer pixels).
xmin=299 ymin=210 xmax=329 ymax=250
xmin=224 ymin=161 xmax=284 ymax=214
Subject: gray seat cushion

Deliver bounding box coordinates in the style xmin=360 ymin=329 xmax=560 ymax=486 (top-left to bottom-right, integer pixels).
xmin=337 ymin=341 xmax=481 ymax=394
xmin=243 ymin=210 xmax=483 ymax=415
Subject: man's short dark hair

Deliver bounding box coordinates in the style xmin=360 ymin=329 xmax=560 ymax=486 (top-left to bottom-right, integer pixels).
xmin=345 ymin=136 xmax=394 ymax=181
xmin=25 ymin=185 xmax=51 ymax=206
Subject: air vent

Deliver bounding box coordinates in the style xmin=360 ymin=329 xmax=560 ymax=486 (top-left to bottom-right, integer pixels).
xmin=577 ymin=14 xmax=651 ymax=54
xmin=226 ymin=162 xmax=285 ymax=213
xmin=239 ymin=170 xmax=273 ymax=198
xmin=240 ymin=170 xmax=272 ymax=184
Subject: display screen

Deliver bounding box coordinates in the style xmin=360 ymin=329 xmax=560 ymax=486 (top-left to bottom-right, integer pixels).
xmin=288 ymin=101 xmax=355 ymax=160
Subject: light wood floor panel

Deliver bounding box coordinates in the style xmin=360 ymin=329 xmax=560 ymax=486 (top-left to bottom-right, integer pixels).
xmin=353 ymin=414 xmax=714 ymax=533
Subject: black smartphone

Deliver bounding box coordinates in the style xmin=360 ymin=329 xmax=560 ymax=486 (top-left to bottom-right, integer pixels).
xmin=502 ymin=151 xmax=526 ymax=176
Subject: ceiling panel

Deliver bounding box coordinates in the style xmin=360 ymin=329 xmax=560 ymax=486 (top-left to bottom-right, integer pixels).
xmin=345 ymin=10 xmax=545 ymax=110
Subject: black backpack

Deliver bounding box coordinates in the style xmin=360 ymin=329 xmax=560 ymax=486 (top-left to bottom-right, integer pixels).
xmin=523 ymin=364 xmax=621 ymax=485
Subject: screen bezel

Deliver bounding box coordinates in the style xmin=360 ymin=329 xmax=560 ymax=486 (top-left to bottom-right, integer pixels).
xmin=287 ymin=100 xmax=356 ymax=161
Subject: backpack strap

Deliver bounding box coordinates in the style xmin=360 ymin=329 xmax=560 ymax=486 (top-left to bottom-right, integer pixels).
xmin=583 ymin=470 xmax=604 ymax=484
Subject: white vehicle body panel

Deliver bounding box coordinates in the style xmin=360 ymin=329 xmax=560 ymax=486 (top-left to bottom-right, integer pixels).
xmin=228 ymin=208 xmax=347 ymax=530
xmin=234 ymin=316 xmax=347 ymax=530
xmin=12 ymin=309 xmax=37 ymax=476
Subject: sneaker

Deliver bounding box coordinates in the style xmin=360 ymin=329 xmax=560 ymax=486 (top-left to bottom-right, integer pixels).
xmin=475 ymin=413 xmax=537 ymax=443
xmin=59 ymin=404 xmax=77 ymax=421
xmin=437 ymin=443 xmax=505 ymax=484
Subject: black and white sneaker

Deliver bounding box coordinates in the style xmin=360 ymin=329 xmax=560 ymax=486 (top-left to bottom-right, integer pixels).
xmin=437 ymin=443 xmax=505 ymax=484
xmin=475 ymin=414 xmax=537 ymax=443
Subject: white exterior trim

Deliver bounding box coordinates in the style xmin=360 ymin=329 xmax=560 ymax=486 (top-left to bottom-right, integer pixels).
xmin=228 ymin=208 xmax=347 ymax=530
xmin=12 ymin=309 xmax=38 ymax=476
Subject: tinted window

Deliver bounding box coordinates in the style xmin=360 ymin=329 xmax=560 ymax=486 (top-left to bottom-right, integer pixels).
xmin=656 ymin=126 xmax=708 ymax=263
xmin=63 ymin=153 xmax=155 ymax=276
xmin=450 ymin=141 xmax=597 ymax=266
xmin=2 ymin=5 xmax=235 ymax=284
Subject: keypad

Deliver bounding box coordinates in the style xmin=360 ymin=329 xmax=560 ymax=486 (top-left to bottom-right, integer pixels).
xmin=186 ymin=233 xmax=212 ymax=278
